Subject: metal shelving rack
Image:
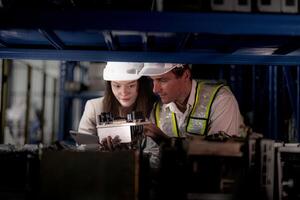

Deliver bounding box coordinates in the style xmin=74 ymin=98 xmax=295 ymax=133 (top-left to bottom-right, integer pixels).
xmin=1 ymin=11 xmax=300 ymax=63
xmin=0 ymin=8 xmax=299 ymax=141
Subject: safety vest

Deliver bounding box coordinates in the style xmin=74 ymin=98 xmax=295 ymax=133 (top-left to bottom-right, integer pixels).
xmin=154 ymin=82 xmax=224 ymax=137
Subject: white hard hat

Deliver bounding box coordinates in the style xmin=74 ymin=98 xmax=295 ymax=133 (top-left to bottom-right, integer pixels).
xmin=139 ymin=63 xmax=184 ymax=76
xmin=103 ymin=62 xmax=143 ymax=81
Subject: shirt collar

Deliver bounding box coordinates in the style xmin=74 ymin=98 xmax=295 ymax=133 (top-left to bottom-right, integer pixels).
xmin=162 ymin=80 xmax=197 ymax=113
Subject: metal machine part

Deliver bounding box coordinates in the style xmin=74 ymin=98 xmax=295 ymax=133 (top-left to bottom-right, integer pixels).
xmin=97 ymin=112 xmax=114 ymax=125
xmin=276 ymin=143 xmax=300 ymax=200
xmin=259 ymin=139 xmax=275 ymax=200
xmin=96 ymin=111 xmax=149 ymax=149
xmin=97 ymin=120 xmax=148 ymax=144
xmin=97 ymin=111 xmax=145 ymax=125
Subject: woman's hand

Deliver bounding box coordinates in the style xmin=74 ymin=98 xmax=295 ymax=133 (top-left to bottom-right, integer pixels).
xmin=100 ymin=135 xmax=121 ymax=151
xmin=143 ymin=123 xmax=170 ymax=145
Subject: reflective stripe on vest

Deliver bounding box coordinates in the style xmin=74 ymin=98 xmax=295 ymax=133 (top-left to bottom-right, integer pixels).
xmin=186 ymin=82 xmax=224 ymax=135
xmin=154 ymin=102 xmax=179 ymax=137
xmin=154 ymin=82 xmax=223 ymax=137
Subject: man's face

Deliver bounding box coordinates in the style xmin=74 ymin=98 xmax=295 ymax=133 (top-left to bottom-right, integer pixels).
xmin=111 ymin=80 xmax=139 ymax=107
xmin=150 ymin=71 xmax=186 ymax=104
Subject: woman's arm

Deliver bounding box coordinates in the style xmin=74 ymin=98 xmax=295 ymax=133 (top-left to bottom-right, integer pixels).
xmin=78 ymin=100 xmax=97 ymax=135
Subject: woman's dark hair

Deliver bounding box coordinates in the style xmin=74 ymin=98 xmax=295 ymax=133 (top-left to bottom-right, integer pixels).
xmin=102 ymin=76 xmax=156 ymax=118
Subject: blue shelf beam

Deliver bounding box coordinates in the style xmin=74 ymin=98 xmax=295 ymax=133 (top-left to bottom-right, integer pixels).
xmin=3 ymin=11 xmax=300 ymax=36
xmin=102 ymin=31 xmax=118 ymax=51
xmin=3 ymin=11 xmax=300 ymax=62
xmin=4 ymin=48 xmax=300 ymax=65
xmin=0 ymin=38 xmax=7 ymax=47
xmin=176 ymin=33 xmax=191 ymax=51
xmin=38 ymin=29 xmax=65 ymax=50
xmin=273 ymin=37 xmax=300 ymax=55
xmin=141 ymin=33 xmax=148 ymax=51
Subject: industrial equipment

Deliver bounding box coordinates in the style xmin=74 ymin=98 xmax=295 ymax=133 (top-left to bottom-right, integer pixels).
xmin=96 ymin=111 xmax=149 ymax=147
xmin=276 ymin=143 xmax=300 ymax=200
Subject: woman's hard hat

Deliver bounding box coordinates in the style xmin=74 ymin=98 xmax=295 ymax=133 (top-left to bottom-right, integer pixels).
xmin=139 ymin=63 xmax=184 ymax=76
xmin=103 ymin=62 xmax=143 ymax=81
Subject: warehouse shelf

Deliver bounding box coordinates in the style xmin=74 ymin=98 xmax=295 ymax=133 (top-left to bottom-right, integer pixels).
xmin=4 ymin=49 xmax=300 ymax=65
xmin=1 ymin=10 xmax=300 ymax=63
xmin=1 ymin=10 xmax=300 ymax=35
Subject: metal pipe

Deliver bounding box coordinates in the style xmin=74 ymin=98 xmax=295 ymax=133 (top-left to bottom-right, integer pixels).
xmin=40 ymin=69 xmax=47 ymax=143
xmin=251 ymin=65 xmax=256 ymax=126
xmin=268 ymin=65 xmax=274 ymax=139
xmin=51 ymin=78 xmax=57 ymax=142
xmin=58 ymin=61 xmax=77 ymax=140
xmin=274 ymin=66 xmax=278 ymax=140
xmin=297 ymin=66 xmax=300 ymax=142
xmin=58 ymin=62 xmax=66 ymax=141
xmin=283 ymin=66 xmax=296 ymax=113
xmin=24 ymin=64 xmax=32 ymax=144
xmin=0 ymin=59 xmax=10 ymax=143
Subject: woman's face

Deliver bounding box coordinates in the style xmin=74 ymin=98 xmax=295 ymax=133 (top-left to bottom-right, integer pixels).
xmin=111 ymin=80 xmax=139 ymax=107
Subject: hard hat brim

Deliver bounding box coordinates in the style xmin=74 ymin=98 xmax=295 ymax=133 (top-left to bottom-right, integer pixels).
xmin=103 ymin=73 xmax=141 ymax=81
xmin=138 ymin=64 xmax=177 ymax=76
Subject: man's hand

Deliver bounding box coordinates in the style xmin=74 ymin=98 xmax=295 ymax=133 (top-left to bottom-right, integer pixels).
xmin=143 ymin=123 xmax=170 ymax=145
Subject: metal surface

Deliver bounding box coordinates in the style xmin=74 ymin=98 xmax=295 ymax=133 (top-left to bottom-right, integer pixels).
xmin=24 ymin=64 xmax=32 ymax=144
xmin=2 ymin=11 xmax=300 ymax=63
xmin=283 ymin=66 xmax=297 ymax=114
xmin=38 ymin=29 xmax=65 ymax=50
xmin=58 ymin=62 xmax=68 ymax=141
xmin=251 ymin=65 xmax=256 ymax=123
xmin=2 ymin=11 xmax=300 ymax=35
xmin=51 ymin=78 xmax=57 ymax=142
xmin=277 ymin=144 xmax=283 ymax=200
xmin=248 ymin=139 xmax=257 ymax=168
xmin=41 ymin=69 xmax=46 ymax=142
xmin=4 ymin=49 xmax=300 ymax=64
xmin=268 ymin=66 xmax=278 ymax=139
xmin=297 ymin=66 xmax=300 ymax=142
xmin=276 ymin=143 xmax=300 ymax=200
xmin=0 ymin=59 xmax=10 ymax=143
xmin=260 ymin=139 xmax=275 ymax=200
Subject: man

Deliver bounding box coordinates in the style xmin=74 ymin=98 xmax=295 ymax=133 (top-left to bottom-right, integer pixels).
xmin=139 ymin=63 xmax=244 ymax=144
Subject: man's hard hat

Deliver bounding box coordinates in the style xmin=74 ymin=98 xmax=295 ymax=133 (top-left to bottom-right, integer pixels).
xmin=103 ymin=62 xmax=143 ymax=81
xmin=139 ymin=63 xmax=184 ymax=76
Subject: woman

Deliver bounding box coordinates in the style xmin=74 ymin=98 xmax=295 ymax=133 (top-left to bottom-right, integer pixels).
xmin=78 ymin=62 xmax=156 ymax=148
